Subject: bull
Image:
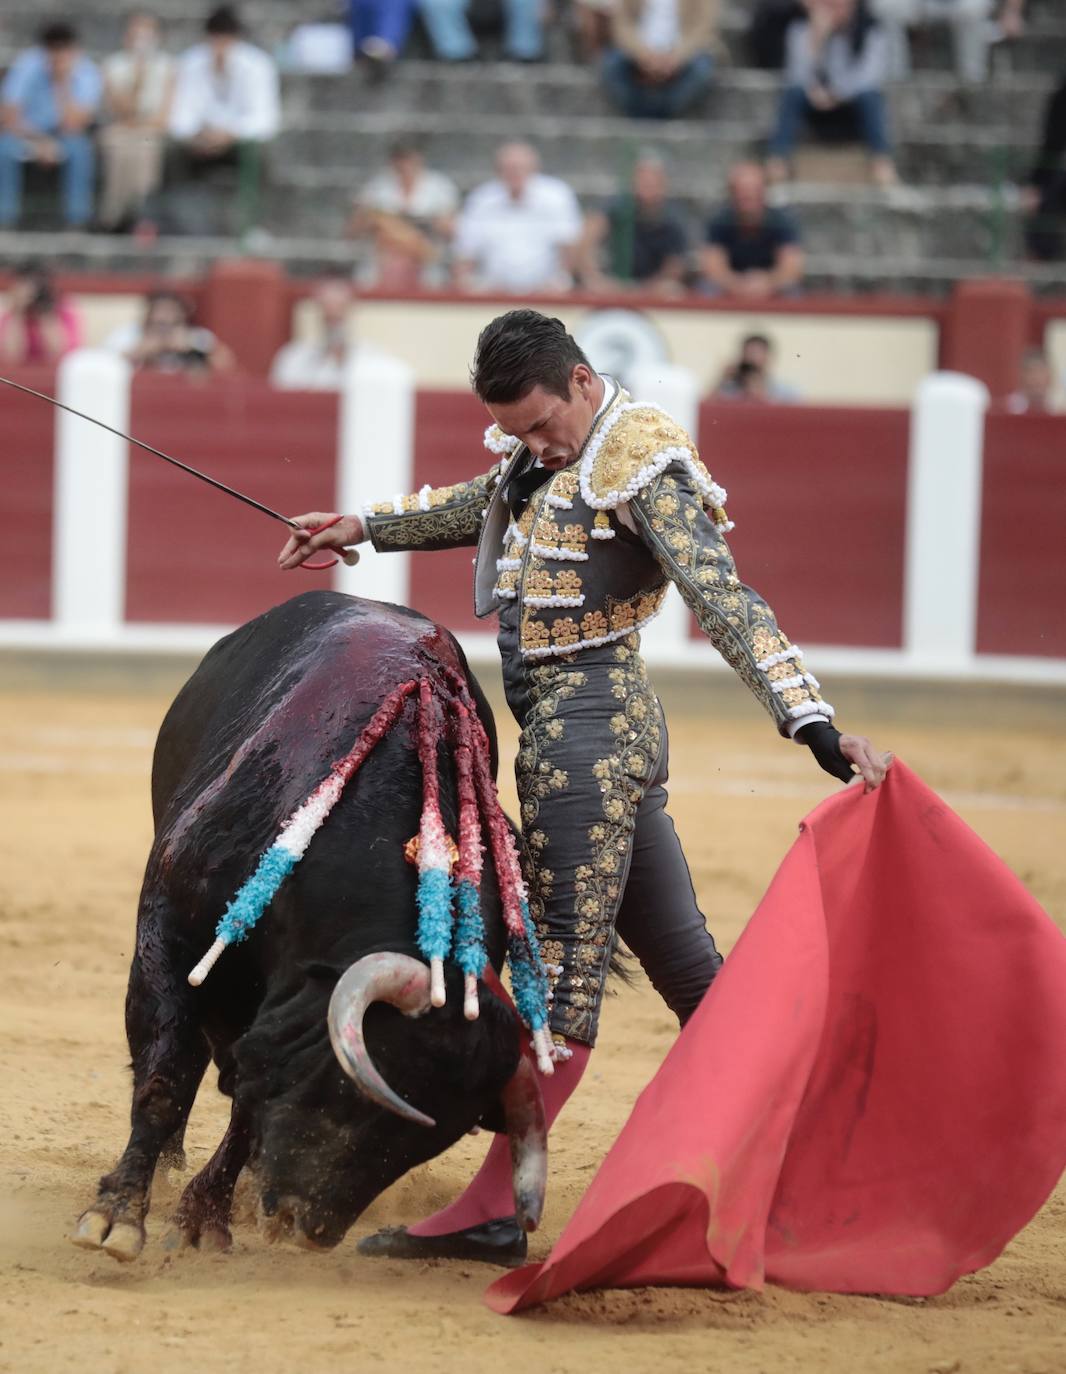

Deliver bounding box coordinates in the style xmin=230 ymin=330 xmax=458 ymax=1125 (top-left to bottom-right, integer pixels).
xmin=73 ymin=590 xmax=546 ymax=1261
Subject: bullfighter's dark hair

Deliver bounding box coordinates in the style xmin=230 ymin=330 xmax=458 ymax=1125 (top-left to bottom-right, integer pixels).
xmin=471 ymin=310 xmax=592 ymax=405
xmin=40 ymin=21 xmax=79 ymax=47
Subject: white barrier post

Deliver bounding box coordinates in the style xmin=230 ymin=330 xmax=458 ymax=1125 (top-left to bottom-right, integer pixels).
xmin=627 ymin=363 xmax=701 ymax=663
xmin=904 ymin=371 xmax=989 ymax=672
xmin=52 ymin=349 xmax=131 ymax=637
xmin=335 ymin=348 xmax=415 ymax=606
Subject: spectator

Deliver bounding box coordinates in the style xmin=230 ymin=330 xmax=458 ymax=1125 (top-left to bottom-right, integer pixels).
xmin=870 ymin=0 xmax=1025 ymax=87
xmin=1005 ymin=348 xmax=1060 ymax=414
xmin=578 ymin=151 xmax=689 ymax=294
xmin=602 ymin=0 xmax=716 ymax=120
xmin=349 ymin=1 xmax=417 ymax=69
xmin=0 ymin=23 xmax=101 ymax=229
xmin=419 ymin=0 xmax=544 ymax=61
xmin=271 ymin=271 xmax=382 ymax=390
xmin=105 ymin=289 xmax=234 ymax=375
xmin=574 ymin=0 xmax=619 ymax=59
xmin=453 ymin=142 xmax=583 ymax=293
xmin=99 ymin=12 xmax=175 ymax=232
xmin=169 ymin=6 xmax=280 ymax=230
xmin=714 ymin=333 xmax=801 ymax=403
xmin=0 ymin=261 xmax=82 ymax=364
xmin=747 ymin=1 xmax=806 ymax=69
xmin=1022 ymin=73 xmax=1066 ymax=263
xmin=349 ymin=141 xmax=459 ymax=288
xmin=766 ymin=0 xmax=898 ymax=187
xmin=701 ymin=162 xmax=805 ymax=297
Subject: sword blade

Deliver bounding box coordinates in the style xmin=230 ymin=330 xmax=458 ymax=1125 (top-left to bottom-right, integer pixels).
xmin=0 ymin=373 xmax=299 ymax=529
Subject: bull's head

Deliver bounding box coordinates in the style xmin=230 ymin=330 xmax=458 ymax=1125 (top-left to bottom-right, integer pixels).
xmin=234 ymin=954 xmax=545 ymax=1250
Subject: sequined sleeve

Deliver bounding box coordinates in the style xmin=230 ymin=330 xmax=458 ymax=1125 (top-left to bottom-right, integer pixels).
xmin=628 ymin=462 xmax=833 ymax=734
xmin=363 ymin=464 xmax=503 ymax=553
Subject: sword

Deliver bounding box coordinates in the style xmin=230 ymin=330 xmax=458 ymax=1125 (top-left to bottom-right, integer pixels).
xmin=0 ymin=373 xmax=359 ymax=569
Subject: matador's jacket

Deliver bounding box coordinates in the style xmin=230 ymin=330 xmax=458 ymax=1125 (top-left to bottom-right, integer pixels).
xmin=363 ymin=383 xmax=833 ymax=1045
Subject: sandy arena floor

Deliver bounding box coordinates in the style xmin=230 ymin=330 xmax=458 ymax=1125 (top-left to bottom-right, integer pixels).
xmin=1 ymin=658 xmax=1064 ymax=1374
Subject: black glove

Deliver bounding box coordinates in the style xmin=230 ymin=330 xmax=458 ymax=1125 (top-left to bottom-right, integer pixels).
xmin=795 ymin=720 xmax=854 ymax=784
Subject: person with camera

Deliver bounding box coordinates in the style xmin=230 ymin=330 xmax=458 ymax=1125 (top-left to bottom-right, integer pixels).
xmin=105 ymin=289 xmax=233 ymax=375
xmin=0 ymin=261 xmax=82 ymax=365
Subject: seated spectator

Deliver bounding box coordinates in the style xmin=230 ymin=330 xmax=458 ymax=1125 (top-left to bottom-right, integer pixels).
xmin=701 ymin=162 xmax=805 ymax=297
xmin=349 ymin=141 xmax=459 ymax=288
xmin=870 ymin=0 xmax=1024 ymax=87
xmin=602 ymin=0 xmax=716 ymax=120
xmin=454 ymin=142 xmax=583 ymax=293
xmin=105 ymin=290 xmax=233 ymax=375
xmin=1005 ymin=348 xmax=1061 ymax=414
xmin=575 ymin=0 xmax=619 ymax=59
xmin=349 ymin=1 xmax=416 ymax=70
xmin=714 ymin=333 xmax=801 ymax=403
xmin=271 ymin=272 xmax=362 ymax=390
xmin=419 ymin=0 xmax=543 ymax=62
xmin=0 ymin=261 xmax=82 ymax=364
xmin=169 ymin=7 xmax=280 ymax=231
xmin=766 ymin=0 xmax=898 ymax=187
xmin=0 ymin=23 xmax=101 ymax=229
xmin=748 ymin=1 xmax=806 ymax=69
xmin=1022 ymin=72 xmax=1066 ymax=263
xmin=578 ymin=151 xmax=689 ymax=294
xmin=99 ymin=12 xmax=175 ymax=232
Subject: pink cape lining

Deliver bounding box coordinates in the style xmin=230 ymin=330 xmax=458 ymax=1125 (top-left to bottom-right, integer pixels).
xmin=486 ymin=762 xmax=1066 ymax=1313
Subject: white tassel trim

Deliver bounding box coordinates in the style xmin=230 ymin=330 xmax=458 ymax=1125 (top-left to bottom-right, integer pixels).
xmin=529 ymin=542 xmax=589 ymax=563
xmin=589 ymin=527 xmax=615 ymax=540
xmin=756 ymin=645 xmax=804 ymax=672
xmin=521 ymin=608 xmax=662 ymax=660
xmin=545 ymin=493 xmax=574 ymax=509
xmin=769 ymin=671 xmax=822 ymax=694
xmin=418 ymin=484 xmax=433 ymax=513
xmin=496 ymin=556 xmax=522 ymax=573
xmin=484 ymin=424 xmax=520 ymax=456
xmin=493 ymin=586 xmax=518 ymax=600
xmin=525 ymin=594 xmax=586 ymax=609
xmin=788 ymin=699 xmax=835 ymax=720
xmin=504 ymin=523 xmax=528 ymax=549
xmin=579 ymin=402 xmax=730 ymax=517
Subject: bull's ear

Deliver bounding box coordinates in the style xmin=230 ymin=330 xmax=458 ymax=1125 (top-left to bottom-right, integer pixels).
xmin=301 ymin=961 xmax=346 ymax=983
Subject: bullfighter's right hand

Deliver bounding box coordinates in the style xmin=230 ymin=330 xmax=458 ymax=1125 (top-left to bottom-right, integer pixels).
xmin=277 ymin=512 xmax=365 ymax=570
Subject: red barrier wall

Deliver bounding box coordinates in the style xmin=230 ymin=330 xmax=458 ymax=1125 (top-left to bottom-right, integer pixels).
xmin=125 ymin=379 xmax=337 ymax=624
xmin=0 ymin=368 xmax=56 ymax=619
xmin=409 ymin=390 xmax=490 ymax=633
xmin=977 ymin=414 xmax=1066 ymax=659
xmin=696 ymin=405 xmax=909 ymax=648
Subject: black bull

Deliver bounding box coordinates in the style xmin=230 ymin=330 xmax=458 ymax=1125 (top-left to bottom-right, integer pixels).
xmin=73 ymin=591 xmax=547 ymax=1261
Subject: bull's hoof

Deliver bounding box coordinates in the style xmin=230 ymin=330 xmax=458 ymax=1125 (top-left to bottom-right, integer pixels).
xmin=163 ymin=1220 xmax=232 ymax=1253
xmin=357 ymin=1217 xmax=528 ymax=1268
xmin=71 ymin=1209 xmax=145 ymax=1262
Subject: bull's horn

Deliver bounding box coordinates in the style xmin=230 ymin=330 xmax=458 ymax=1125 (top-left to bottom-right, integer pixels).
xmin=328 ymin=953 xmax=436 ymax=1128
xmin=501 ymin=1052 xmax=548 ymax=1233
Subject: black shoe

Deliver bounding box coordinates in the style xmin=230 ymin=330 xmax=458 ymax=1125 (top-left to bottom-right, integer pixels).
xmin=357 ymin=1216 xmax=528 ymax=1267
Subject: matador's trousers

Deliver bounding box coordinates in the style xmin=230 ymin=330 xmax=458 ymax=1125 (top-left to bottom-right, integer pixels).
xmin=500 ymin=624 xmax=724 ymax=1047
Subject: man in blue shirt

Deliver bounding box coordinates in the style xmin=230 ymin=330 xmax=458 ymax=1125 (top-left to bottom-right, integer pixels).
xmin=0 ymin=22 xmax=102 ymax=228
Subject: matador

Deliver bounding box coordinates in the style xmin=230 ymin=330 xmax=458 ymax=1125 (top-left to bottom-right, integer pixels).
xmin=279 ymin=309 xmax=890 ymax=1266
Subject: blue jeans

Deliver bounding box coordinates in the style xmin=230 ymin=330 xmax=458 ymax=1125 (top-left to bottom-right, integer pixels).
xmin=350 ymin=0 xmax=417 ymax=53
xmin=0 ymin=131 xmax=95 ymax=227
xmin=768 ymin=85 xmax=893 ymax=158
xmin=601 ymin=49 xmax=714 ymax=119
xmin=419 ymin=0 xmax=543 ymax=60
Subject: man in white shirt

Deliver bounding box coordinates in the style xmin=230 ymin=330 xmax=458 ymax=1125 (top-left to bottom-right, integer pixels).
xmin=270 ymin=271 xmax=390 ymax=391
xmin=170 ymin=6 xmax=279 ymax=155
xmin=453 ymin=143 xmax=583 ymax=294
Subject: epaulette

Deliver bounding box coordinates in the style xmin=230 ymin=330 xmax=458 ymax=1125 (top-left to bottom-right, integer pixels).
xmin=578 ymin=402 xmax=733 ymax=530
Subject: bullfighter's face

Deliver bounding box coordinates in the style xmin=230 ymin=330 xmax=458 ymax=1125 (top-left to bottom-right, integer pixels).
xmin=487 ymin=364 xmax=604 ymax=471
